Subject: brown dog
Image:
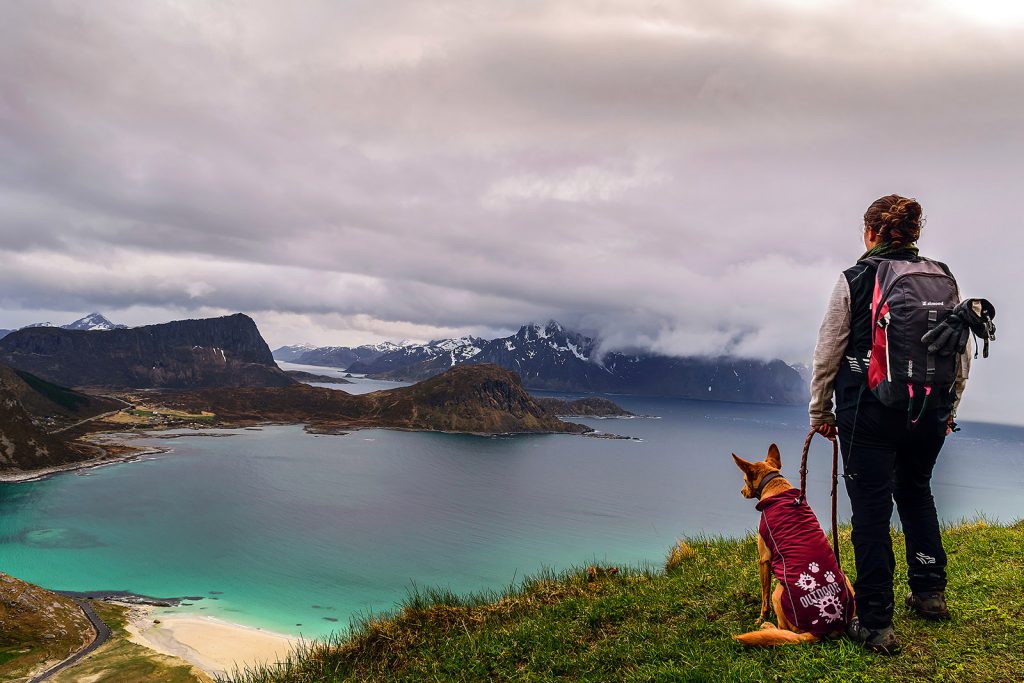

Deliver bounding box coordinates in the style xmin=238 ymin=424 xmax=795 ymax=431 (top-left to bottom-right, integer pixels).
xmin=731 ymin=444 xmax=855 ymax=646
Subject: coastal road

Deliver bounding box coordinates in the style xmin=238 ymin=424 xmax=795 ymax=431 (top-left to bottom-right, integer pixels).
xmin=47 ymin=393 xmax=133 ymax=436
xmin=46 ymin=409 xmax=127 ymax=436
xmin=28 ymin=599 xmax=112 ymax=682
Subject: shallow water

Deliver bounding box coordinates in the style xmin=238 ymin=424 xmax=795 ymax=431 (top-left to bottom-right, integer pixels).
xmin=1 ymin=393 xmax=1021 ymax=639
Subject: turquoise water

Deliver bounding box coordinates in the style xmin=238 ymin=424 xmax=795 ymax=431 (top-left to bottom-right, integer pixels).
xmin=1 ymin=393 xmax=1022 ymax=639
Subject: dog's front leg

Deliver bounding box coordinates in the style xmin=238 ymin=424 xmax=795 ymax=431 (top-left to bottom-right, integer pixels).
xmin=756 ymin=535 xmax=772 ymax=623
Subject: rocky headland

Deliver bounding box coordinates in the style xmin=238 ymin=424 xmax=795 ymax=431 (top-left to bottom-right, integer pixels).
xmin=0 ymin=313 xmax=293 ymax=390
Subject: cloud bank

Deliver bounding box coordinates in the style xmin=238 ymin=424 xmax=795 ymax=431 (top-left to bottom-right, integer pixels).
xmin=1 ymin=1 xmax=1020 ymax=421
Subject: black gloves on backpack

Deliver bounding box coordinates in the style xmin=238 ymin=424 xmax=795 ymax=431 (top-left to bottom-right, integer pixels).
xmin=921 ymin=298 xmax=997 ymax=358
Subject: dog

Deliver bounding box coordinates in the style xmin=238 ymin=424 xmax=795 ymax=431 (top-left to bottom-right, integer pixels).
xmin=731 ymin=444 xmax=855 ymax=646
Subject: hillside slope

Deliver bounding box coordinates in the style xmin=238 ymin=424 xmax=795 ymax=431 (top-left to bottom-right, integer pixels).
xmin=0 ymin=573 xmax=94 ymax=681
xmin=231 ymin=521 xmax=1024 ymax=683
xmin=156 ymin=364 xmax=590 ymax=434
xmin=0 ymin=367 xmax=81 ymax=471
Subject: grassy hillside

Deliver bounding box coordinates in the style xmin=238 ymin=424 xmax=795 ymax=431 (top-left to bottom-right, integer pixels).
xmin=0 ymin=573 xmax=93 ymax=681
xmin=0 ymin=573 xmax=209 ymax=682
xmin=229 ymin=520 xmax=1024 ymax=683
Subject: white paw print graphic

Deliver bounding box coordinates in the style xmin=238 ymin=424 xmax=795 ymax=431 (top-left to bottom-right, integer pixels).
xmin=824 ymin=571 xmax=836 ymax=584
xmin=808 ymin=561 xmax=820 ymax=574
xmin=816 ymin=595 xmax=844 ymax=622
xmin=795 ymin=573 xmax=818 ymax=592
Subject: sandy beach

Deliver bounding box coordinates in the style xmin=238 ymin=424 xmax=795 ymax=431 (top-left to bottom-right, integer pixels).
xmin=126 ymin=606 xmax=301 ymax=677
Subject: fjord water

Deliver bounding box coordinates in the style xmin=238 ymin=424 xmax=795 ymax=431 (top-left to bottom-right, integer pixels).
xmin=1 ymin=387 xmax=1022 ymax=639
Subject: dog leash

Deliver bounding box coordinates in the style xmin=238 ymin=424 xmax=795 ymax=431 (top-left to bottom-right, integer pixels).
xmin=796 ymin=428 xmax=842 ymax=572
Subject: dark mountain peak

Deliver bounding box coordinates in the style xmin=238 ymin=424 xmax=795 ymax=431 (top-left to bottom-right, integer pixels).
xmin=510 ymin=321 xmax=596 ymax=360
xmin=516 ymin=320 xmax=565 ymax=340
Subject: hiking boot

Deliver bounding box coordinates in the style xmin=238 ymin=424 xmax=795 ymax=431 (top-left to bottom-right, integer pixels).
xmin=846 ymin=617 xmax=900 ymax=655
xmin=905 ymin=590 xmax=951 ymax=620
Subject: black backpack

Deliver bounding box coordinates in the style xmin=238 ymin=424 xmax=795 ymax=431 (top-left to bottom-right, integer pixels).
xmin=863 ymin=256 xmax=960 ymax=423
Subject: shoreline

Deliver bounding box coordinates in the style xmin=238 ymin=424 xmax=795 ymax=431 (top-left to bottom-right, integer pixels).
xmin=0 ymin=442 xmax=166 ymax=483
xmin=0 ymin=417 xmax=620 ymax=483
xmin=124 ymin=603 xmax=301 ymax=677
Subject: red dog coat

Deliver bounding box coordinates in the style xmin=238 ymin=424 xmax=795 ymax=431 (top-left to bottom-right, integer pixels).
xmin=756 ymin=488 xmax=853 ymax=636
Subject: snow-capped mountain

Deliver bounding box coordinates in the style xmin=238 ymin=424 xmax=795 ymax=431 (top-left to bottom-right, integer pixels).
xmin=289 ymin=320 xmax=807 ymax=404
xmin=21 ymin=313 xmax=127 ymax=331
xmin=344 ymin=336 xmax=486 ymax=380
xmin=61 ymin=313 xmax=128 ymax=331
xmin=277 ymin=340 xmax=419 ymax=369
xmin=271 ymin=343 xmax=320 ymax=362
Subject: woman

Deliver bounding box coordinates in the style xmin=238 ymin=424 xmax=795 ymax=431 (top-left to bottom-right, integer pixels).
xmin=807 ymin=194 xmax=970 ymax=654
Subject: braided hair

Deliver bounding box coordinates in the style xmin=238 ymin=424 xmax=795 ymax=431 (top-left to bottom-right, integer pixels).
xmin=864 ymin=194 xmax=925 ymax=249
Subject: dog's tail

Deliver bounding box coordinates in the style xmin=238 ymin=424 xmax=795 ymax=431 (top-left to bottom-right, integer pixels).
xmin=733 ymin=627 xmax=818 ymax=646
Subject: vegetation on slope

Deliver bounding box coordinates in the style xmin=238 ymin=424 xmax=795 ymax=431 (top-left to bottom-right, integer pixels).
xmin=228 ymin=521 xmax=1024 ymax=683
xmin=0 ymin=573 xmax=93 ymax=680
xmin=49 ymin=602 xmax=211 ymax=683
xmin=155 ymin=364 xmax=593 ymax=434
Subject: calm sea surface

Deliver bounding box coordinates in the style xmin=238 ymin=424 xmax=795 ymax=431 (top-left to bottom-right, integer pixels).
xmin=1 ymin=373 xmax=1022 ymax=638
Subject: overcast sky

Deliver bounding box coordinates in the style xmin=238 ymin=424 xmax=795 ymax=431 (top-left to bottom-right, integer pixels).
xmin=1 ymin=1 xmax=1020 ymax=422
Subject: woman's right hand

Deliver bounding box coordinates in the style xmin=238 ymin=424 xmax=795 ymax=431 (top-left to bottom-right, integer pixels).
xmin=814 ymin=423 xmax=837 ymax=442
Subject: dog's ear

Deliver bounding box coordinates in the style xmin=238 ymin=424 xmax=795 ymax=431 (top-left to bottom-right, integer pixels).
xmin=732 ymin=453 xmax=755 ymax=474
xmin=766 ymin=443 xmax=782 ymax=470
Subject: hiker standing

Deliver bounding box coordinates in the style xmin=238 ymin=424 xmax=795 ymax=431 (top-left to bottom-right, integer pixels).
xmin=807 ymin=195 xmax=970 ymax=654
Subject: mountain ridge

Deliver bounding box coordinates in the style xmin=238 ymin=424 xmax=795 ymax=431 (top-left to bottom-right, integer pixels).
xmin=276 ymin=321 xmax=807 ymax=404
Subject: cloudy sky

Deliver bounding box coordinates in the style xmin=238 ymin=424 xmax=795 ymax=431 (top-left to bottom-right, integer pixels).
xmin=1 ymin=1 xmax=1020 ymax=422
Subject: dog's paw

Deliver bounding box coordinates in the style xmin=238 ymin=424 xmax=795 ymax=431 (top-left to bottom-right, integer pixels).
xmin=759 ymin=622 xmax=778 ymax=630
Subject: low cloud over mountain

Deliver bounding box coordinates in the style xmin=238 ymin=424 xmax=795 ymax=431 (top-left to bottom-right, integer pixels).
xmin=0 ymin=1 xmax=1017 ymax=421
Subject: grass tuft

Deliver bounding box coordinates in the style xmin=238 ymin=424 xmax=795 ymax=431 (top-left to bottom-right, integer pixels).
xmin=666 ymin=540 xmax=698 ymax=572
xmin=223 ymin=520 xmax=1024 ymax=683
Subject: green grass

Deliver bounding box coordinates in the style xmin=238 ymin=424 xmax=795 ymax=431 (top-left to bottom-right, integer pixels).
xmin=127 ymin=409 xmax=157 ymax=417
xmin=225 ymin=520 xmax=1024 ymax=683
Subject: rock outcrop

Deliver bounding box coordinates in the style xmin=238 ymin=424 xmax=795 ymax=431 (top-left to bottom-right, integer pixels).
xmin=535 ymin=396 xmax=634 ymax=417
xmin=0 ymin=314 xmax=294 ymax=389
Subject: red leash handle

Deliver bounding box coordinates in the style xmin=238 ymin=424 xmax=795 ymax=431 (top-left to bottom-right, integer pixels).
xmin=799 ymin=428 xmax=842 ymax=572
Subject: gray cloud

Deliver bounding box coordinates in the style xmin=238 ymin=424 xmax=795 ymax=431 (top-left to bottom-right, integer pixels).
xmin=1 ymin=0 xmax=1020 ymax=422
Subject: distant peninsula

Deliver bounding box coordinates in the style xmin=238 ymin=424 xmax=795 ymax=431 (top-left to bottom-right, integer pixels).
xmin=151 ymin=364 xmax=593 ymax=435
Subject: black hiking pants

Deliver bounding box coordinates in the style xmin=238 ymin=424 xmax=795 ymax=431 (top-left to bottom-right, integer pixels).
xmin=837 ymin=398 xmax=948 ymax=629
